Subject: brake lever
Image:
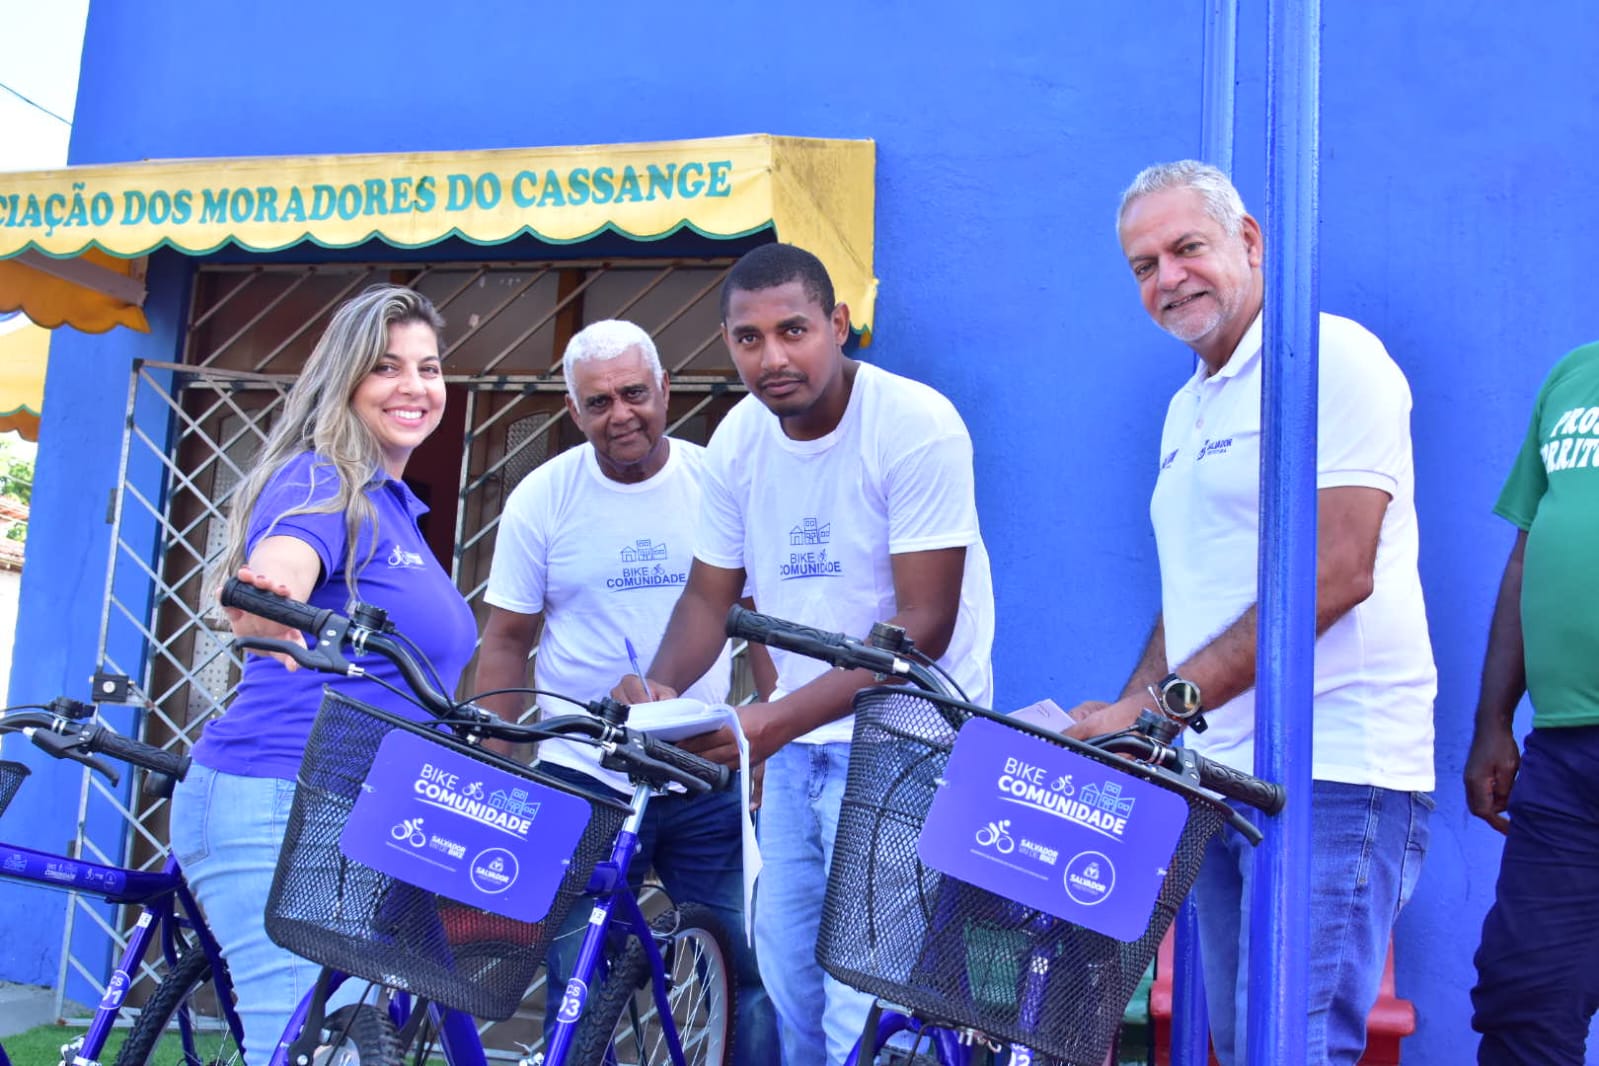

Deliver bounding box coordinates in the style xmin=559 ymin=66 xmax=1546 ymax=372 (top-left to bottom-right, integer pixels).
xmin=27 ymin=728 xmax=121 ymax=786
xmin=232 ymin=636 xmax=352 ymax=675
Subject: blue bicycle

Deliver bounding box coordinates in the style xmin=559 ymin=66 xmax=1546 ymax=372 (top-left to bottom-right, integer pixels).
xmin=0 ymin=697 xmax=407 ymax=1065
xmin=222 ymin=578 xmax=740 ymax=1066
xmin=724 ymin=607 xmax=1286 ymax=1066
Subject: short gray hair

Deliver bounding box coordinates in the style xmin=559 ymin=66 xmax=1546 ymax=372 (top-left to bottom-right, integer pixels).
xmin=561 ymin=319 xmax=665 ymax=402
xmin=1117 ymin=160 xmax=1248 ymax=237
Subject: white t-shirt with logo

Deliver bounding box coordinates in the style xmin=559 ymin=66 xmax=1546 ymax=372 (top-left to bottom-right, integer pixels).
xmin=1151 ymin=312 xmax=1436 ymax=790
xmin=697 ymin=362 xmax=996 ymax=743
xmin=485 ymin=439 xmax=733 ymax=790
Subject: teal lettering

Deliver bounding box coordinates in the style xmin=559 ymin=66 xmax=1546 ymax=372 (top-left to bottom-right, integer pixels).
xmin=89 ymin=192 xmax=113 ymax=225
xmin=414 ymin=175 xmax=437 ymax=212
xmin=19 ymin=195 xmax=42 ymax=228
xmin=147 ymin=190 xmax=173 ymax=225
xmin=253 ymin=186 xmax=278 ymax=222
xmin=336 ymin=184 xmax=361 ymax=221
xmin=511 ymin=170 xmax=539 ymax=207
xmin=65 ymin=183 xmax=89 ymax=227
xmin=567 ymin=168 xmax=592 ymax=205
xmin=646 ymin=164 xmax=676 ymax=200
xmin=171 ymin=189 xmax=193 ymax=224
xmin=536 ymin=169 xmax=566 ymax=207
xmin=121 ymin=191 xmax=147 ymax=224
xmin=43 ymin=194 xmax=66 ymax=236
xmin=474 ymin=173 xmax=502 ymax=209
xmin=591 ymin=167 xmax=616 ymax=204
xmin=228 ymin=188 xmax=254 ymax=224
xmin=362 ymin=179 xmax=389 ymax=216
xmin=446 ymin=174 xmax=473 ymax=211
xmin=310 ymin=184 xmax=337 ymax=221
xmin=201 ymin=189 xmax=228 ymax=224
xmin=390 ymin=177 xmax=414 ymax=213
xmin=677 ymin=162 xmax=706 ymax=198
xmin=1 ymin=194 xmax=16 ymax=226
xmin=615 ymin=166 xmax=643 ymax=203
xmin=706 ymin=160 xmax=732 ymax=197
xmin=280 ymin=186 xmax=306 ymax=223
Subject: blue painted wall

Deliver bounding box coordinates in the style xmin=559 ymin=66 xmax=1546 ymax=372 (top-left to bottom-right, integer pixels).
xmin=5 ymin=0 xmax=1595 ymax=1058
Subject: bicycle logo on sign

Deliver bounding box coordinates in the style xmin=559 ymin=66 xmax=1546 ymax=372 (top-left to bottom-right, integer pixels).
xmin=975 ymin=818 xmax=1016 ymax=854
xmin=391 ymin=817 xmax=427 ymax=848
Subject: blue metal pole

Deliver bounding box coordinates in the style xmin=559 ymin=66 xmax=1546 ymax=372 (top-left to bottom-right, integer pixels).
xmin=1249 ymin=0 xmax=1319 ymax=1063
xmin=1170 ymin=7 xmax=1240 ymax=1066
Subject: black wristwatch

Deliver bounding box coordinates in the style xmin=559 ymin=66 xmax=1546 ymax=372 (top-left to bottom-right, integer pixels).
xmin=1148 ymin=673 xmax=1208 ymax=733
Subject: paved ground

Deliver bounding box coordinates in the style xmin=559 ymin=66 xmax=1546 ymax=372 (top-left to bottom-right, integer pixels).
xmin=0 ymin=981 xmax=57 ymax=1037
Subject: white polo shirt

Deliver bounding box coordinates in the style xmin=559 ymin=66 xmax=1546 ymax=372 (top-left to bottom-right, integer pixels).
xmin=1150 ymin=312 xmax=1436 ymax=791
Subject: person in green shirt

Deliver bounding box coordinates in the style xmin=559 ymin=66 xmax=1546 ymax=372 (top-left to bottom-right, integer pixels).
xmin=1465 ymin=339 xmax=1599 ymax=1064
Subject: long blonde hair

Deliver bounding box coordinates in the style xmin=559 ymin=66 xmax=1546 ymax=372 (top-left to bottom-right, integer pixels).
xmin=220 ymin=285 xmax=446 ymax=604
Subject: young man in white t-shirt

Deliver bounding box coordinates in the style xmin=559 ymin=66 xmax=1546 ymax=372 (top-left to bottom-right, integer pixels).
xmin=618 ymin=243 xmax=996 ymax=1065
xmin=474 ymin=319 xmax=776 ymax=1065
xmin=1067 ymin=161 xmax=1436 ymax=1065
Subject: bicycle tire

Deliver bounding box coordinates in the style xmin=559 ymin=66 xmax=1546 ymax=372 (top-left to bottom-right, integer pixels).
xmin=112 ymin=937 xmax=242 ymax=1066
xmin=114 ymin=947 xmax=403 ymax=1066
xmin=570 ymin=901 xmax=737 ymax=1066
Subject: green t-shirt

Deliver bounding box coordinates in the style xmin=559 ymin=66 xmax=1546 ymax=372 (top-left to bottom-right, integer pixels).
xmin=1496 ymin=340 xmax=1599 ymax=728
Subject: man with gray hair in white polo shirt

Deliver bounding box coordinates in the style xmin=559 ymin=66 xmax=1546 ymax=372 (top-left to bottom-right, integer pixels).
xmin=1066 ymin=160 xmax=1436 ymax=1065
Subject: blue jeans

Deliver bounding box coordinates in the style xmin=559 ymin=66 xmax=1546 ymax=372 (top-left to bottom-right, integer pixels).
xmin=1192 ymin=780 xmax=1432 ymax=1066
xmin=540 ymin=764 xmax=778 ymax=1066
xmin=755 ymin=741 xmax=881 ymax=1066
xmin=1472 ymin=725 xmax=1599 ymax=1065
xmin=170 ymin=763 xmax=322 ymax=1065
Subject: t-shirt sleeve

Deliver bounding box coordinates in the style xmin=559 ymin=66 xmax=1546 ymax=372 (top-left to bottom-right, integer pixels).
xmin=886 ymin=425 xmax=982 ymax=554
xmin=484 ymin=476 xmax=550 ymax=614
xmin=1314 ymin=327 xmax=1409 ymax=497
xmin=694 ymin=432 xmax=746 ymax=570
xmin=1494 ymin=384 xmax=1550 ymax=531
xmin=246 ymin=457 xmax=345 ymax=585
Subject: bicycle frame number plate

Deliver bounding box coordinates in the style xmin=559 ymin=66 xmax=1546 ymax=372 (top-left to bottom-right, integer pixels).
xmin=340 ymin=730 xmax=590 ymax=922
xmin=918 ymin=717 xmax=1189 ymax=941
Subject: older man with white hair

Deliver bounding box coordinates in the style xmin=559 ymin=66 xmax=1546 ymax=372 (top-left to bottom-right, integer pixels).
xmin=1067 ymin=161 xmax=1437 ymax=1065
xmin=474 ymin=318 xmax=777 ymax=1064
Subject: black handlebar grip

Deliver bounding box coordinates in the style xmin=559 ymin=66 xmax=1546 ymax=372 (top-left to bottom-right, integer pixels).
xmin=1194 ymin=756 xmax=1287 ymax=816
xmin=220 ymin=578 xmax=329 ymax=634
xmin=638 ymin=731 xmax=732 ymax=793
xmin=85 ymin=727 xmax=191 ymax=782
xmin=725 ymin=605 xmax=895 ymax=673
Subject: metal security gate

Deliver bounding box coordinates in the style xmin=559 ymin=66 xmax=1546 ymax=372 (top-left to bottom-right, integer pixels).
xmin=65 ymin=258 xmax=749 ymax=1053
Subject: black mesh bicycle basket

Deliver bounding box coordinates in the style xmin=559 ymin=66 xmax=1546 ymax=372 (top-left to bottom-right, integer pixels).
xmin=0 ymin=759 xmax=29 ymax=817
xmin=817 ymin=687 xmax=1233 ymax=1066
xmin=265 ymin=687 xmax=628 ymax=1020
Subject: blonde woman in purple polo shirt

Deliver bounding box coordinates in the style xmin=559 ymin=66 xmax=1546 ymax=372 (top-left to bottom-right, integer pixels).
xmin=170 ymin=285 xmax=477 ymax=1063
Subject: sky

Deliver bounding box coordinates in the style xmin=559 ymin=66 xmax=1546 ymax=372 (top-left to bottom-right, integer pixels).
xmin=0 ymin=0 xmax=86 ymax=455
xmin=0 ymin=0 xmax=88 ymax=171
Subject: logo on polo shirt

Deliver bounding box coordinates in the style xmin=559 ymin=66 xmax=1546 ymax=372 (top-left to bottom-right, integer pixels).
xmin=1161 ymin=449 xmax=1178 ymax=470
xmin=387 ymin=544 xmax=427 ymax=568
xmin=1195 ymin=437 xmax=1234 ymax=461
xmin=606 ymin=538 xmax=687 ymax=591
xmin=782 ymin=517 xmax=842 ymax=580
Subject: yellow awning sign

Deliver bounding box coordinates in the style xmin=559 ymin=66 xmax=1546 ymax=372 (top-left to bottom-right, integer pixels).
xmin=0 ymin=315 xmax=49 ymax=441
xmin=0 ymin=134 xmax=878 ymax=340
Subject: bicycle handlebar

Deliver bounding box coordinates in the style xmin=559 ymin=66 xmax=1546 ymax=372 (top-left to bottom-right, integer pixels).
xmin=726 ymin=607 xmax=1287 ymax=827
xmin=1 ymin=707 xmax=191 ymax=788
xmin=220 ymin=578 xmax=730 ymax=795
xmin=725 ymin=604 xmax=949 ymax=694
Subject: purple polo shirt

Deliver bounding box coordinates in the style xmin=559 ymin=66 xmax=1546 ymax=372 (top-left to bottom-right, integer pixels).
xmin=193 ymin=452 xmax=477 ymax=780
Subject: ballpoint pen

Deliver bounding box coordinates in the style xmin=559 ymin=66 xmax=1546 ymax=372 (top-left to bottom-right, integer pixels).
xmin=624 ymin=636 xmax=647 ymax=695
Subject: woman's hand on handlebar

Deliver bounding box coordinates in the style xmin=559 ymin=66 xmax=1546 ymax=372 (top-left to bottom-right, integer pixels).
xmin=221 ymin=564 xmax=310 ymax=671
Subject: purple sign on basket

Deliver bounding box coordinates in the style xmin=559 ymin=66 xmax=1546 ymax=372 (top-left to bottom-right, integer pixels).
xmin=340 ymin=730 xmax=591 ymax=923
xmin=917 ymin=716 xmax=1189 ymax=941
